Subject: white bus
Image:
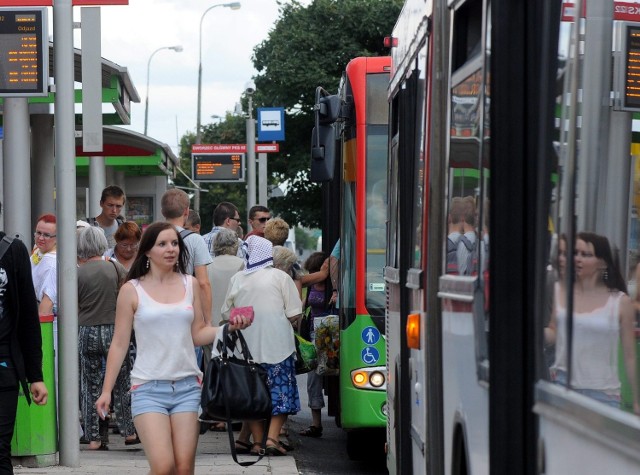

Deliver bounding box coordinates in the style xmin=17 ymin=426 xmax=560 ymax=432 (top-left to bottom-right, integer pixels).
xmin=385 ymin=0 xmax=640 ymax=473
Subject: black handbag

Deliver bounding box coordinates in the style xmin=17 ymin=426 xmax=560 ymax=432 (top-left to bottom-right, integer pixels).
xmin=200 ymin=324 xmax=272 ymax=466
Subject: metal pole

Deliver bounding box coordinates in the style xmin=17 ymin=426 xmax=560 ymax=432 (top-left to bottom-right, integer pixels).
xmin=576 ymin=0 xmax=613 ymax=232
xmin=53 ymin=0 xmax=79 ymax=466
xmin=258 ymin=152 xmax=268 ymax=206
xmin=3 ymin=98 xmax=31 ymax=242
xmin=89 ymin=156 xmax=106 ymax=218
xmin=31 ymin=115 xmax=55 ymax=232
xmin=144 ymin=46 xmax=182 ymax=136
xmin=246 ymin=95 xmax=256 ymax=222
xmin=195 ymin=2 xmax=241 ymax=213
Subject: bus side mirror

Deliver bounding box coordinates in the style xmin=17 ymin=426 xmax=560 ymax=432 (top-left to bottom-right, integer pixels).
xmin=310 ymin=88 xmax=340 ymax=182
xmin=310 ymin=124 xmax=336 ymax=182
xmin=318 ymin=95 xmax=341 ymax=124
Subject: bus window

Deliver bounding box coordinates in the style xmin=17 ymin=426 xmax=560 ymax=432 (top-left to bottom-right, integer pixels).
xmin=447 ymin=68 xmax=482 ymax=278
xmin=365 ymin=72 xmax=389 ymax=315
xmin=544 ymin=11 xmax=640 ymax=416
xmin=412 ymin=45 xmax=427 ymax=268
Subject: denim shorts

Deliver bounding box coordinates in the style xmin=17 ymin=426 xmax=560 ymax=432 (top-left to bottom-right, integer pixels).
xmin=552 ymin=370 xmax=620 ymax=408
xmin=130 ymin=376 xmax=201 ymax=418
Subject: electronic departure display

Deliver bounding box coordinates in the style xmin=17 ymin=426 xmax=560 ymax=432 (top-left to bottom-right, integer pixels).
xmin=192 ymin=153 xmax=245 ymax=182
xmin=0 ymin=8 xmax=48 ymax=97
xmin=624 ymin=23 xmax=640 ymax=110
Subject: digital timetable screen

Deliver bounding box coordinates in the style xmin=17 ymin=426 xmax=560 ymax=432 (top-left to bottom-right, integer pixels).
xmin=192 ymin=153 xmax=245 ymax=182
xmin=0 ymin=8 xmax=48 ymax=97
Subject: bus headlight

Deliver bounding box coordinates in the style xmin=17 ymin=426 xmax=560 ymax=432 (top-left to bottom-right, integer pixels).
xmin=350 ymin=366 xmax=386 ymax=390
xmin=369 ymin=371 xmax=385 ymax=388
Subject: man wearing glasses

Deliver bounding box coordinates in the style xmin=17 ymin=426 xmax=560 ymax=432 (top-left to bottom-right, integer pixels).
xmin=244 ymin=205 xmax=271 ymax=239
xmin=88 ymin=185 xmax=126 ymax=248
xmin=202 ymin=202 xmax=244 ymax=258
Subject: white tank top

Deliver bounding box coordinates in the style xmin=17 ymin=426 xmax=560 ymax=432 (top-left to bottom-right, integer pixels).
xmin=553 ymin=286 xmax=622 ymax=394
xmin=129 ymin=275 xmax=202 ymax=385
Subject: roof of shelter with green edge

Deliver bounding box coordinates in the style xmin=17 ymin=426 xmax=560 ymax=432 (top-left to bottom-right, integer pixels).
xmin=1 ymin=43 xmax=177 ymax=176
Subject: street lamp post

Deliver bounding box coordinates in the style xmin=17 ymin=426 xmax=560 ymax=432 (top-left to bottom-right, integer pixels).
xmin=144 ymin=45 xmax=183 ymax=136
xmin=194 ymin=2 xmax=241 ymax=213
xmin=196 ymin=2 xmax=241 ymax=144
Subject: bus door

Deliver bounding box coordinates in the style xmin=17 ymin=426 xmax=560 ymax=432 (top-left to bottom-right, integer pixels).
xmin=386 ymin=26 xmax=433 ymax=475
xmin=437 ymin=1 xmax=491 ymax=473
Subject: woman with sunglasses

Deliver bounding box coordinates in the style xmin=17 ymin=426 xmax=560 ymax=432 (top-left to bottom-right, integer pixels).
xmin=104 ymin=222 xmax=141 ymax=272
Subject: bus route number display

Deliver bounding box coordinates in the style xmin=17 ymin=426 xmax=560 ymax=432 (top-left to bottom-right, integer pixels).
xmin=192 ymin=153 xmax=245 ymax=182
xmin=0 ymin=8 xmax=48 ymax=97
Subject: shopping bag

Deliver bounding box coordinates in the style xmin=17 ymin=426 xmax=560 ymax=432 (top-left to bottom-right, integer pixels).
xmin=294 ymin=332 xmax=317 ymax=374
xmin=313 ymin=314 xmax=340 ymax=376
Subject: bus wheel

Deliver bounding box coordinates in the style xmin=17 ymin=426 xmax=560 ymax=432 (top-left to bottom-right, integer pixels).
xmin=452 ymin=426 xmax=469 ymax=475
xmin=347 ymin=429 xmax=385 ymax=461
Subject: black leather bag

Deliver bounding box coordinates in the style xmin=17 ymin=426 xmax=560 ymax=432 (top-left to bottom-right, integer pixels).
xmin=200 ymin=325 xmax=271 ymax=466
xmin=201 ymin=325 xmax=272 ymax=421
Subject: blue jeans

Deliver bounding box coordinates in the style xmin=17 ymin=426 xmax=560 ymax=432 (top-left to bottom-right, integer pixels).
xmin=130 ymin=376 xmax=201 ymax=418
xmin=553 ymin=370 xmax=620 ymax=408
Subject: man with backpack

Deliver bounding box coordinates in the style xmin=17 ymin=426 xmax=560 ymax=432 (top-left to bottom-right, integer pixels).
xmin=160 ymin=189 xmax=213 ymax=322
xmin=0 ymin=201 xmax=48 ymax=474
xmin=457 ymin=196 xmax=478 ymax=276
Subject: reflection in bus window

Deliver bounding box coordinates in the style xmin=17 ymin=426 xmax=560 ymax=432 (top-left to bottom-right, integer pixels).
xmin=457 ymin=196 xmax=478 ymax=276
xmin=546 ymin=233 xmax=639 ymax=412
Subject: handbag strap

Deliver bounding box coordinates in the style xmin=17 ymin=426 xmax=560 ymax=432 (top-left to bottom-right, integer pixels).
xmin=220 ymin=324 xmax=255 ymax=363
xmin=220 ymin=324 xmax=271 ymax=467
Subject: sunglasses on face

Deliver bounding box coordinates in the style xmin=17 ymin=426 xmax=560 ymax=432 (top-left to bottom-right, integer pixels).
xmin=256 ymin=217 xmax=271 ymax=223
xmin=229 ymin=217 xmax=241 ymax=223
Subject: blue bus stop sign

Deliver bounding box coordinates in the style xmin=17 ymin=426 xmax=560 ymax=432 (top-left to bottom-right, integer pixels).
xmin=257 ymin=107 xmax=285 ymax=142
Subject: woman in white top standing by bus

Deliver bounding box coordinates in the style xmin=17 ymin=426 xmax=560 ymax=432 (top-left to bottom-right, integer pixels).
xmin=546 ymin=232 xmax=640 ymax=413
xmin=96 ymin=222 xmax=252 ymax=474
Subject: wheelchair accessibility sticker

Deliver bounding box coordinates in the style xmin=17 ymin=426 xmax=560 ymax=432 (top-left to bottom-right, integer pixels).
xmin=361 ymin=326 xmax=380 ymax=345
xmin=362 ymin=346 xmax=380 ymax=365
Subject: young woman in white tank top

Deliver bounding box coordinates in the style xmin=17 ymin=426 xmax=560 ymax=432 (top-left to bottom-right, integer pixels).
xmin=96 ymin=222 xmax=252 ymax=474
xmin=546 ymin=232 xmax=639 ymax=412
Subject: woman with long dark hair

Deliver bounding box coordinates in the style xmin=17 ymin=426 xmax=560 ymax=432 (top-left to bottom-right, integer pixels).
xmin=547 ymin=232 xmax=639 ymax=412
xmin=96 ymin=222 xmax=251 ymax=473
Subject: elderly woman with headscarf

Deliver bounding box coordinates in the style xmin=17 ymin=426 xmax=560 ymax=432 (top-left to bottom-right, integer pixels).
xmin=221 ymin=235 xmax=302 ymax=456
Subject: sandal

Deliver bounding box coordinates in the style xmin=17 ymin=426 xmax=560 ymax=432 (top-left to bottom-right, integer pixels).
xmin=278 ymin=438 xmax=294 ymax=452
xmin=234 ymin=439 xmax=252 ymax=454
xmin=87 ymin=441 xmax=108 ymax=451
xmin=124 ymin=436 xmax=141 ymax=446
xmin=249 ymin=443 xmax=265 ymax=456
xmin=299 ymin=425 xmax=323 ymax=438
xmin=265 ymin=437 xmax=288 ymax=456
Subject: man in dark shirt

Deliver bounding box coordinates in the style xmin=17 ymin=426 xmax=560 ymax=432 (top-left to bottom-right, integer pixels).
xmin=0 ymin=201 xmax=48 ymax=474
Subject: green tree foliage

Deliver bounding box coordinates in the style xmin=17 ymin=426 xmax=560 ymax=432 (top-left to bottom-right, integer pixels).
xmin=177 ymin=0 xmax=402 ymax=229
xmin=251 ymin=0 xmax=402 ymax=228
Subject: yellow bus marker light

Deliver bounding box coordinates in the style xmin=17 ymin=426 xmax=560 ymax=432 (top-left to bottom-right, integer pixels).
xmin=353 ymin=372 xmax=367 ymax=386
xmin=406 ymin=313 xmax=420 ymax=349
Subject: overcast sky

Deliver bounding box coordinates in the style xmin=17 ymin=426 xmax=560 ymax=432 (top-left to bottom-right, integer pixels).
xmin=72 ymin=0 xmax=292 ymax=154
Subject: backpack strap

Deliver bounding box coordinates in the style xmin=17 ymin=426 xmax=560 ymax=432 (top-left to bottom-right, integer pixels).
xmin=0 ymin=235 xmax=14 ymax=262
xmin=180 ymin=229 xmax=195 ymax=240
